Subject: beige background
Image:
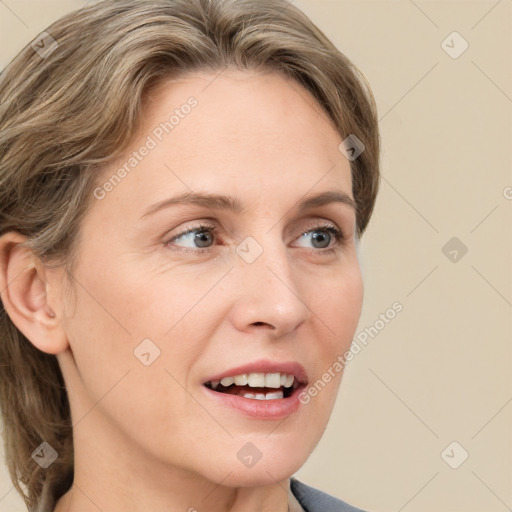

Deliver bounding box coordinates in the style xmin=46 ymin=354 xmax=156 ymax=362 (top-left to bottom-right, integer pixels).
xmin=0 ymin=1 xmax=511 ymax=511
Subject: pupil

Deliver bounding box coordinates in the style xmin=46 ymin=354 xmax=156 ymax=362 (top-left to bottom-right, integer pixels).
xmin=195 ymin=231 xmax=212 ymax=247
xmin=312 ymin=231 xmax=330 ymax=248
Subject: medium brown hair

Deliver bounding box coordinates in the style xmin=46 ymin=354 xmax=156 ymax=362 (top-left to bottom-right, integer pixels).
xmin=0 ymin=0 xmax=380 ymax=509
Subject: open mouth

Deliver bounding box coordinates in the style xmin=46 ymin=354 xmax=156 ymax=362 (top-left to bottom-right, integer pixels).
xmin=204 ymin=372 xmax=303 ymax=400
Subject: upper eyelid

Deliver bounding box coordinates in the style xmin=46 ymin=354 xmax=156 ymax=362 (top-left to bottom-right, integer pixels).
xmin=168 ymin=219 xmax=345 ymax=245
xmin=161 ymin=202 xmax=355 ymax=237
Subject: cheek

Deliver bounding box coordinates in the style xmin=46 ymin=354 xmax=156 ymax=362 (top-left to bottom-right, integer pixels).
xmin=291 ymin=264 xmax=363 ymax=447
xmin=63 ymin=255 xmax=222 ymax=392
xmin=61 ymin=271 xmax=208 ymax=450
xmin=337 ymin=265 xmax=364 ymax=333
xmin=312 ymin=262 xmax=363 ymax=350
xmin=71 ymin=253 xmax=217 ymax=340
xmin=292 ymin=261 xmax=363 ymax=407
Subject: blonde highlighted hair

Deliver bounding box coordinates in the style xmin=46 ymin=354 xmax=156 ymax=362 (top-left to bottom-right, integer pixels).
xmin=0 ymin=0 xmax=380 ymax=510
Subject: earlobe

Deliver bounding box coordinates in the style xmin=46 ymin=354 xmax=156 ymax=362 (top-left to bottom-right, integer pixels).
xmin=0 ymin=231 xmax=69 ymax=355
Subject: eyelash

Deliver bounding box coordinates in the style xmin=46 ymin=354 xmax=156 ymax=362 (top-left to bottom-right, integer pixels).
xmin=164 ymin=221 xmax=345 ymax=256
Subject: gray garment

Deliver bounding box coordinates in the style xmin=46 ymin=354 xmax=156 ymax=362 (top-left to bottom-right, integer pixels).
xmin=290 ymin=478 xmax=370 ymax=512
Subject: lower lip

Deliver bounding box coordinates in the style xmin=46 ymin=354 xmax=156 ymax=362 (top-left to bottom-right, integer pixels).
xmin=202 ymin=384 xmax=306 ymax=420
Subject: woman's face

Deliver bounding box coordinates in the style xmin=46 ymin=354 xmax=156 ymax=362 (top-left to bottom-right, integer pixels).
xmin=56 ymin=69 xmax=363 ymax=487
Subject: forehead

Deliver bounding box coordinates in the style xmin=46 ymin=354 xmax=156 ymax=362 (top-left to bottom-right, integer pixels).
xmin=93 ymin=69 xmax=353 ymax=218
xmin=143 ymin=68 xmax=342 ymax=155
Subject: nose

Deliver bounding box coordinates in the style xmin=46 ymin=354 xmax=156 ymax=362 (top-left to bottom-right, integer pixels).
xmin=228 ymin=239 xmax=311 ymax=339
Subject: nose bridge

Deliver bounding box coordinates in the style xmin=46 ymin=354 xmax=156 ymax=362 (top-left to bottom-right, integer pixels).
xmin=231 ymin=231 xmax=311 ymax=336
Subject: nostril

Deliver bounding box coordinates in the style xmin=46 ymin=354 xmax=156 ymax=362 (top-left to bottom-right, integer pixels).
xmin=251 ymin=322 xmax=277 ymax=329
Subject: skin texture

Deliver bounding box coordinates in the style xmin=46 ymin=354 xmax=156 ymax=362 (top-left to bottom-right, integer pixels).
xmin=0 ymin=69 xmax=364 ymax=512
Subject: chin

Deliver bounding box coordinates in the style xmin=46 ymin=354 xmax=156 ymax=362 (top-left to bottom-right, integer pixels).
xmin=196 ymin=436 xmax=312 ymax=488
xmin=211 ymin=462 xmax=303 ymax=488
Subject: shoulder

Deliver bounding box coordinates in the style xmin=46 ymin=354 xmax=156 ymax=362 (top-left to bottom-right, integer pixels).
xmin=290 ymin=477 xmax=372 ymax=512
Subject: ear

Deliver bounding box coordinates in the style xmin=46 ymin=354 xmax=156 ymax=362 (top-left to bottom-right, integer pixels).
xmin=0 ymin=231 xmax=69 ymax=355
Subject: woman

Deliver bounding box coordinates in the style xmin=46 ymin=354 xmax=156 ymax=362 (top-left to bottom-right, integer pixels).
xmin=0 ymin=0 xmax=380 ymax=510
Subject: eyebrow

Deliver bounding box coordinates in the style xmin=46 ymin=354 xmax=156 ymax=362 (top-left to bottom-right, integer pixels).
xmin=139 ymin=190 xmax=356 ymax=220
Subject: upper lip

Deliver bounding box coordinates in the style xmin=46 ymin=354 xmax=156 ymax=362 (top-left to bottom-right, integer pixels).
xmin=203 ymin=359 xmax=308 ymax=385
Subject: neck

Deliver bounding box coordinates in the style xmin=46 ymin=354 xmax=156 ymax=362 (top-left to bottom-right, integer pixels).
xmin=53 ymin=412 xmax=292 ymax=512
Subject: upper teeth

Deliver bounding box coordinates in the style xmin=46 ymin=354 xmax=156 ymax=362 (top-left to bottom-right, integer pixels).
xmin=209 ymin=372 xmax=295 ymax=390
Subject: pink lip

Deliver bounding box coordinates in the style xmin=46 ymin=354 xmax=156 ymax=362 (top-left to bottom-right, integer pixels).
xmin=201 ymin=359 xmax=309 ymax=420
xmin=202 ymin=381 xmax=306 ymax=419
xmin=202 ymin=359 xmax=308 ymax=385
